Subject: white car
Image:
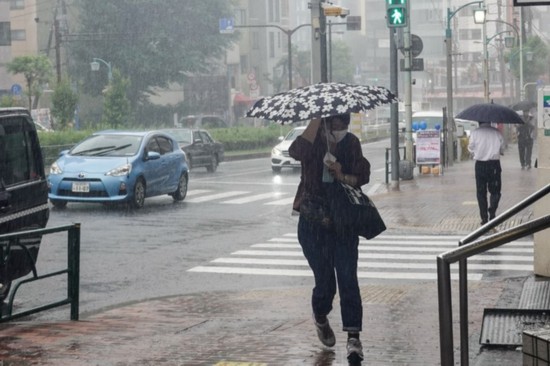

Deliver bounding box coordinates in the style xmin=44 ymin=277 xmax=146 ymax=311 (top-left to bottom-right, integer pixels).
xmin=271 ymin=126 xmax=306 ymax=173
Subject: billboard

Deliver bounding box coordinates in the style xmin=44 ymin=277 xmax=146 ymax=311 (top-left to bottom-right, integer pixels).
xmin=513 ymin=0 xmax=550 ymax=5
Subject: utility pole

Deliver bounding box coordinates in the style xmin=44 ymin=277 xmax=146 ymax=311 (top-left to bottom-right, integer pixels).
xmin=54 ymin=18 xmax=61 ymax=83
xmin=389 ymin=28 xmax=400 ymax=190
xmin=310 ymin=0 xmax=322 ymax=83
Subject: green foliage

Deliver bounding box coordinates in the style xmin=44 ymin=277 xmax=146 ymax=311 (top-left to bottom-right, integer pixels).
xmin=6 ymin=55 xmax=53 ymax=109
xmin=71 ymin=0 xmax=237 ymax=107
xmin=102 ymin=69 xmax=131 ymax=128
xmin=330 ymin=41 xmax=355 ymax=83
xmin=209 ymin=124 xmax=293 ymax=151
xmin=51 ymin=79 xmax=79 ymax=130
xmin=506 ymin=36 xmax=549 ymax=85
xmin=0 ymin=95 xmax=23 ymax=108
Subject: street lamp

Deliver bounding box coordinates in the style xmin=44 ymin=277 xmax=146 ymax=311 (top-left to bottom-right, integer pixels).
xmin=475 ymin=18 xmax=520 ymax=102
xmin=473 ymin=7 xmax=489 ymax=102
xmin=90 ymin=58 xmax=113 ymax=83
xmin=234 ymin=24 xmax=311 ymax=90
xmin=445 ymin=1 xmax=483 ymax=167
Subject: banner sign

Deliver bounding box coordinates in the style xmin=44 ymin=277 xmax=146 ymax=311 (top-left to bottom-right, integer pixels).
xmin=415 ymin=130 xmax=441 ymax=164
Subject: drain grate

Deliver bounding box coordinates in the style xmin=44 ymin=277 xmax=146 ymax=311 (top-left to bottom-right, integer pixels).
xmin=480 ymin=308 xmax=550 ymax=346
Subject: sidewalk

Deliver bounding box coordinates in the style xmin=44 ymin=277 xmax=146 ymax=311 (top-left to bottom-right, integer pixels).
xmin=0 ymin=143 xmax=539 ymax=365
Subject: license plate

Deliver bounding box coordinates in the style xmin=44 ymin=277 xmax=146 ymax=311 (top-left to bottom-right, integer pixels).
xmin=72 ymin=182 xmax=90 ymax=193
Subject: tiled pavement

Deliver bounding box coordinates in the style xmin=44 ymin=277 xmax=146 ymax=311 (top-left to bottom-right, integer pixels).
xmin=0 ymin=143 xmax=540 ymax=365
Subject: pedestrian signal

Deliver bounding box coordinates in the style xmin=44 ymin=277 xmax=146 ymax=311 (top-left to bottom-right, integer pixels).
xmin=386 ymin=0 xmax=408 ymax=28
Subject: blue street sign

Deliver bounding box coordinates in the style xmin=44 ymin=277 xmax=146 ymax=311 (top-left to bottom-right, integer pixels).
xmin=10 ymin=84 xmax=22 ymax=96
xmin=219 ymin=18 xmax=234 ymax=34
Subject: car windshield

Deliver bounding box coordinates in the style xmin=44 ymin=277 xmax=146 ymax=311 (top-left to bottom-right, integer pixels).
xmin=70 ymin=134 xmax=143 ymax=157
xmin=165 ymin=129 xmax=193 ymax=144
xmin=285 ymin=128 xmax=305 ymax=141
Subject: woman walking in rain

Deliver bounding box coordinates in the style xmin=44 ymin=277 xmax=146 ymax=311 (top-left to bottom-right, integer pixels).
xmin=289 ymin=114 xmax=370 ymax=363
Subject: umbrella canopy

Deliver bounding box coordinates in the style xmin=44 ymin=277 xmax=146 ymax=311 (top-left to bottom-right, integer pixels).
xmin=511 ymin=100 xmax=536 ymax=112
xmin=246 ymin=82 xmax=397 ymax=124
xmin=455 ymin=103 xmax=524 ymax=124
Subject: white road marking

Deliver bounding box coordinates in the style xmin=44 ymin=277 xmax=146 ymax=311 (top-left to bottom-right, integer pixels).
xmin=222 ymin=192 xmax=286 ymax=204
xmin=185 ymin=191 xmax=248 ymax=203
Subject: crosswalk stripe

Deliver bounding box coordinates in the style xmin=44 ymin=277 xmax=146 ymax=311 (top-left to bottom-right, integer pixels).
xmin=188 ymin=266 xmax=482 ymax=281
xmin=186 ymin=189 xmax=212 ymax=196
xmin=211 ymin=257 xmax=533 ymax=271
xmin=222 ymin=192 xmax=286 ymax=204
xmin=188 ymin=233 xmax=534 ymax=280
xmin=265 ymin=197 xmax=295 ymax=206
xmin=185 ymin=191 xmax=248 ymax=203
xmin=251 ymin=243 xmax=532 ymax=254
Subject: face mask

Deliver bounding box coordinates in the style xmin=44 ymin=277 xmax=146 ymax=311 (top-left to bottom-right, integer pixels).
xmin=327 ymin=130 xmax=347 ymax=143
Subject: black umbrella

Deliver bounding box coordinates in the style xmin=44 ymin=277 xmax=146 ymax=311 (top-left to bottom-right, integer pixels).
xmin=511 ymin=100 xmax=536 ymax=111
xmin=455 ymin=103 xmax=524 ymax=124
xmin=246 ymin=82 xmax=397 ymax=124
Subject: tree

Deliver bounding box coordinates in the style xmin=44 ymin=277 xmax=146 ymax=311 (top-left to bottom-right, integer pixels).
xmin=6 ymin=55 xmax=53 ymax=109
xmin=329 ymin=40 xmax=355 ymax=84
xmin=71 ymin=0 xmax=237 ymax=109
xmin=51 ymin=79 xmax=79 ymax=130
xmin=505 ymin=35 xmax=550 ymax=99
xmin=102 ymin=69 xmax=130 ymax=129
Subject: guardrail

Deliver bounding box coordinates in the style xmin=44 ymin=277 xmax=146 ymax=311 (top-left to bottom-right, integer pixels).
xmin=437 ymin=183 xmax=550 ymax=365
xmin=0 ymin=223 xmax=81 ymax=322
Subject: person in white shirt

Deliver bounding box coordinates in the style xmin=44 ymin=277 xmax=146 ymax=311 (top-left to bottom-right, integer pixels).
xmin=468 ymin=122 xmax=505 ymax=225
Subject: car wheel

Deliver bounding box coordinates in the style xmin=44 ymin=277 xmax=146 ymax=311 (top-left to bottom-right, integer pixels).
xmin=206 ymin=155 xmax=218 ymax=173
xmin=131 ymin=178 xmax=146 ymax=209
xmin=171 ymin=173 xmax=188 ymax=201
xmin=0 ymin=281 xmax=11 ymax=302
xmin=50 ymin=199 xmax=67 ymax=209
xmin=272 ymin=166 xmax=282 ymax=174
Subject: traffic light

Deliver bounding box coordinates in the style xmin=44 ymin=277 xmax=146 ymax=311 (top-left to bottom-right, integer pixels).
xmin=386 ymin=0 xmax=407 ymax=28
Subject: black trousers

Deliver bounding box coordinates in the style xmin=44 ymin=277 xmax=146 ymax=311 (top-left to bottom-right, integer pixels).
xmin=475 ymin=160 xmax=502 ymax=224
xmin=518 ymin=138 xmax=533 ymax=168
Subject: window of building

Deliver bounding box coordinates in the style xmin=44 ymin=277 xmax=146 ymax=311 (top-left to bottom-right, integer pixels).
xmin=11 ymin=29 xmax=26 ymax=41
xmin=240 ymin=55 xmax=248 ymax=74
xmin=252 ymin=32 xmax=259 ymax=50
xmin=10 ymin=0 xmax=25 ymax=10
xmin=281 ymin=0 xmax=289 ymax=17
xmin=269 ymin=32 xmax=275 ymax=58
xmin=0 ymin=22 xmax=11 ymax=46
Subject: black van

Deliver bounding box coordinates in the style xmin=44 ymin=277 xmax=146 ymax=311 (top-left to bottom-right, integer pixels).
xmin=0 ymin=108 xmax=49 ymax=301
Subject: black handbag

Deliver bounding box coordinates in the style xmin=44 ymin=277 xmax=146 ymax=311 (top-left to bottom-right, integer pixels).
xmin=327 ymin=181 xmax=386 ymax=240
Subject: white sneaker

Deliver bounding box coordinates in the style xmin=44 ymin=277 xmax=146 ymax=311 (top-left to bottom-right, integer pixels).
xmin=347 ymin=337 xmax=364 ymax=362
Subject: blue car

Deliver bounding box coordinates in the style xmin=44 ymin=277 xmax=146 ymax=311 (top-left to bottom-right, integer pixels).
xmin=48 ymin=130 xmax=189 ymax=209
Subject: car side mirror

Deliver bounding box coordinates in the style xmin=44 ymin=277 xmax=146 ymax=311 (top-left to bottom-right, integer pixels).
xmin=146 ymin=151 xmax=161 ymax=160
xmin=278 ymin=136 xmax=284 ymax=142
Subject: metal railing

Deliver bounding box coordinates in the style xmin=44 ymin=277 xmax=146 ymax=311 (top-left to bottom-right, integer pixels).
xmin=437 ymin=183 xmax=550 ymax=365
xmin=0 ymin=223 xmax=81 ymax=322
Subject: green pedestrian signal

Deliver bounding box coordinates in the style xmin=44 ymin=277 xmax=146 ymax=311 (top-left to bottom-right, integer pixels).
xmin=386 ymin=0 xmax=408 ymax=28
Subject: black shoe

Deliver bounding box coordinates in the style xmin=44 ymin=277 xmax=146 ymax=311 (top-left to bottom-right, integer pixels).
xmin=347 ymin=337 xmax=364 ymax=362
xmin=314 ymin=316 xmax=336 ymax=347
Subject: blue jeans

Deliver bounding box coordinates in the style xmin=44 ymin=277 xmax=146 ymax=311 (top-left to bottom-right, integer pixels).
xmin=298 ymin=216 xmax=362 ymax=332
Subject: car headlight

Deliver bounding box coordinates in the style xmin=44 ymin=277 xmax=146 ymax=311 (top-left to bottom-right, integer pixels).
xmin=272 ymin=147 xmax=282 ymax=156
xmin=50 ymin=161 xmax=63 ymax=175
xmin=106 ymin=163 xmax=132 ymax=177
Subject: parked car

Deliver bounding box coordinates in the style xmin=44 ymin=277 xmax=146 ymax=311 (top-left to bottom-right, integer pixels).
xmin=163 ymin=128 xmax=224 ymax=172
xmin=271 ymin=126 xmax=306 ymax=173
xmin=0 ymin=108 xmax=49 ymax=301
xmin=47 ymin=130 xmax=189 ymax=209
xmin=177 ymin=115 xmax=228 ymax=129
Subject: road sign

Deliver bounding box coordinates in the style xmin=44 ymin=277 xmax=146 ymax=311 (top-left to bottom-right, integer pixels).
xmin=10 ymin=84 xmax=22 ymax=96
xmin=219 ymin=18 xmax=234 ymax=34
xmin=400 ymin=58 xmax=424 ymax=72
xmin=386 ymin=0 xmax=407 ymax=28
